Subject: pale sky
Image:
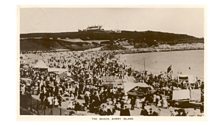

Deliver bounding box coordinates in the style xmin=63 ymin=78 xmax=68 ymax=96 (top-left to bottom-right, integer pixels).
xmin=20 ymin=8 xmax=204 ymax=37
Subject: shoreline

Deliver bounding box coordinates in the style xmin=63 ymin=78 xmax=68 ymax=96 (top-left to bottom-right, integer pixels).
xmin=113 ymin=45 xmax=204 ymax=80
xmin=113 ymin=43 xmax=204 ymax=55
xmin=117 ymin=47 xmax=204 ymax=55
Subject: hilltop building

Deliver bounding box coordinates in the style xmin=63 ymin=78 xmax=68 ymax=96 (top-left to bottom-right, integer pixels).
xmin=78 ymin=25 xmax=121 ymax=33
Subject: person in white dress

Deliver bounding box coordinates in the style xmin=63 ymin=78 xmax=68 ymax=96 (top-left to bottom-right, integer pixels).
xmin=157 ymin=100 xmax=162 ymax=107
xmin=47 ymin=94 xmax=54 ymax=108
xmin=156 ymin=95 xmax=161 ymax=107
xmin=67 ymin=100 xmax=74 ymax=110
xmin=54 ymin=97 xmax=59 ymax=107
xmin=162 ymin=96 xmax=168 ymax=108
xmin=153 ymin=94 xmax=157 ymax=104
xmin=136 ymin=98 xmax=141 ymax=109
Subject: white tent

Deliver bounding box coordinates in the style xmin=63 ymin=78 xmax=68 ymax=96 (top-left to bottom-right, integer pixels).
xmin=123 ymin=82 xmax=150 ymax=94
xmin=190 ymin=89 xmax=201 ymax=101
xmin=172 ymin=89 xmax=201 ymax=101
xmin=172 ymin=89 xmax=190 ymax=100
xmin=32 ymin=60 xmax=48 ymax=69
xmin=178 ymin=75 xmax=188 ymax=83
xmin=178 ymin=74 xmax=197 ymax=84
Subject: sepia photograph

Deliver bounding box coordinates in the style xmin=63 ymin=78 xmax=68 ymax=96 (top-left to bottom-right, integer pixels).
xmin=19 ymin=7 xmax=204 ymax=117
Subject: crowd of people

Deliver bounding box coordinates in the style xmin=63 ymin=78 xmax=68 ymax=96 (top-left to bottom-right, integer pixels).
xmin=20 ymin=50 xmax=204 ymax=116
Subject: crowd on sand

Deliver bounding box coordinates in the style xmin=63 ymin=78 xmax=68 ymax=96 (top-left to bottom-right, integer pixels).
xmin=20 ymin=50 xmax=204 ymax=116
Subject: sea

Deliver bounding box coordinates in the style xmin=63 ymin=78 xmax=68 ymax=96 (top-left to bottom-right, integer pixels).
xmin=118 ymin=50 xmax=204 ymax=80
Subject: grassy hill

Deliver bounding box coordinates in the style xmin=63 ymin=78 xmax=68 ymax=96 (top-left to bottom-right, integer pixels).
xmin=20 ymin=38 xmax=97 ymax=51
xmin=20 ymin=30 xmax=204 ymax=52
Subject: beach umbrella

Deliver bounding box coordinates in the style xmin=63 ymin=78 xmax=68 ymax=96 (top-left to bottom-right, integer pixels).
xmin=127 ymin=91 xmax=138 ymax=96
xmin=127 ymin=90 xmax=145 ymax=97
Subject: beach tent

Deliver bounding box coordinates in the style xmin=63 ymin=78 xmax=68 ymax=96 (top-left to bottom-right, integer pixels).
xmin=48 ymin=68 xmax=67 ymax=74
xmin=178 ymin=75 xmax=188 ymax=83
xmin=123 ymin=82 xmax=154 ymax=96
xmin=32 ymin=60 xmax=48 ymax=69
xmin=190 ymin=89 xmax=201 ymax=101
xmin=123 ymin=82 xmax=151 ymax=93
xmin=127 ymin=87 xmax=155 ymax=97
xmin=178 ymin=74 xmax=197 ymax=84
xmin=172 ymin=89 xmax=201 ymax=101
xmin=172 ymin=89 xmax=190 ymax=100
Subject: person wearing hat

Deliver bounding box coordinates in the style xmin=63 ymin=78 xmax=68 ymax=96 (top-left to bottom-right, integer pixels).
xmin=140 ymin=106 xmax=148 ymax=116
xmin=124 ymin=105 xmax=131 ymax=116
xmin=120 ymin=105 xmax=130 ymax=116
xmin=130 ymin=97 xmax=136 ymax=110
xmin=148 ymin=108 xmax=153 ymax=116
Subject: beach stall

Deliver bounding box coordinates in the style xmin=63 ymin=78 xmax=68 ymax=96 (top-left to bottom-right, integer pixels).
xmin=177 ymin=74 xmax=198 ymax=89
xmin=171 ymin=89 xmax=190 ymax=107
xmin=177 ymin=75 xmax=189 ymax=83
xmin=190 ymin=89 xmax=201 ymax=101
xmin=172 ymin=89 xmax=190 ymax=101
xmin=172 ymin=89 xmax=202 ymax=107
xmin=178 ymin=74 xmax=197 ymax=84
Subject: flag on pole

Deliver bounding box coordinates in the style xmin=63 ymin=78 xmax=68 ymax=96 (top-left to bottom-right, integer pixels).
xmin=167 ymin=65 xmax=172 ymax=73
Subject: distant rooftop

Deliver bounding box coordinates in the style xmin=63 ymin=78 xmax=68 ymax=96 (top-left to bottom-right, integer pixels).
xmin=78 ymin=25 xmax=104 ymax=32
